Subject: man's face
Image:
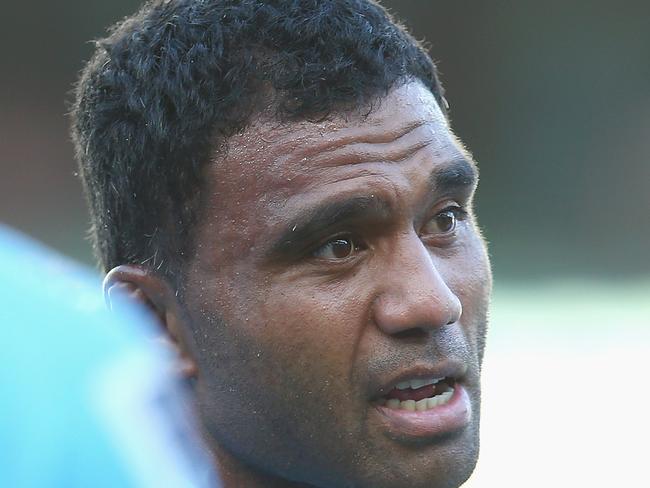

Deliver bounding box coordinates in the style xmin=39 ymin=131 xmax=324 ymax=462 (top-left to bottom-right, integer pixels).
xmin=182 ymin=81 xmax=492 ymax=488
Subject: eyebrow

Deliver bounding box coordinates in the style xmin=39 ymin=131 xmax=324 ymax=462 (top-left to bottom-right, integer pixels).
xmin=268 ymin=195 xmax=393 ymax=258
xmin=430 ymin=157 xmax=479 ymax=195
xmin=267 ymin=157 xmax=479 ymax=259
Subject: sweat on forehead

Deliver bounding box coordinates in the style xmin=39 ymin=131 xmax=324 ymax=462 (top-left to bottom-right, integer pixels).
xmin=214 ymin=81 xmax=451 ymax=183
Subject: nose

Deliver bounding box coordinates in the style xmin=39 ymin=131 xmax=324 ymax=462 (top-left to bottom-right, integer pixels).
xmin=372 ymin=234 xmax=462 ymax=336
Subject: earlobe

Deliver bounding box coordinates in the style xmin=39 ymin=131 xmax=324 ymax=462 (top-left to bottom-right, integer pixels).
xmin=103 ymin=264 xmax=198 ymax=381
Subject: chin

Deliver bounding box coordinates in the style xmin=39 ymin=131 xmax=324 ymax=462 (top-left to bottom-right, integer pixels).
xmin=358 ymin=420 xmax=480 ymax=488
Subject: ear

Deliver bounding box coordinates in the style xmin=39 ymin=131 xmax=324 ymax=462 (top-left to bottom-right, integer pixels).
xmin=103 ymin=264 xmax=198 ymax=381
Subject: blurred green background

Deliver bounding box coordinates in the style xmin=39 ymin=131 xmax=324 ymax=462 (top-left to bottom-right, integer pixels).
xmin=1 ymin=1 xmax=648 ymax=486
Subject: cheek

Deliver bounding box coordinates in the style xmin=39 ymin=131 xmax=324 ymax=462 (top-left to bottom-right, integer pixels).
xmin=439 ymin=235 xmax=491 ymax=326
xmin=258 ymin=279 xmax=369 ymax=378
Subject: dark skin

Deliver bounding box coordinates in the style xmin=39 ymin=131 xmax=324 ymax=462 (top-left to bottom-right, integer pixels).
xmin=106 ymin=81 xmax=492 ymax=488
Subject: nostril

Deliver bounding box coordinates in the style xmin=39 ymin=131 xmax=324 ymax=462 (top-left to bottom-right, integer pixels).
xmin=391 ymin=327 xmax=429 ymax=340
xmin=446 ymin=297 xmax=462 ymax=326
xmin=372 ymin=293 xmax=461 ymax=335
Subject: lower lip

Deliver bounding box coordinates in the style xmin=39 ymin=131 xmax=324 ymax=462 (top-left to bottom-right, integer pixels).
xmin=374 ymin=384 xmax=472 ymax=440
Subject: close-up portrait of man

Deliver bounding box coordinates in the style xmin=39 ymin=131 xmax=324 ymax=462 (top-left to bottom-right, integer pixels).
xmin=71 ymin=1 xmax=491 ymax=487
xmin=0 ymin=0 xmax=650 ymax=488
xmin=4 ymin=0 xmax=650 ymax=486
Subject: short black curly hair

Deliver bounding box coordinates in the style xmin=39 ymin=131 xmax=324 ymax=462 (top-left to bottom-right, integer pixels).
xmin=71 ymin=0 xmax=446 ymax=282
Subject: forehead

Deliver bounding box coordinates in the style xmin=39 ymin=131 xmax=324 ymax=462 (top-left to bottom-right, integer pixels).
xmin=211 ymin=82 xmax=466 ymax=190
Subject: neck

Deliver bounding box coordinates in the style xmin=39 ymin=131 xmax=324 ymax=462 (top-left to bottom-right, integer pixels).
xmin=206 ymin=437 xmax=315 ymax=488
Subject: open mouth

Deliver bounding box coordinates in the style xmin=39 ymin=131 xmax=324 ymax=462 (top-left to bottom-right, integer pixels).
xmin=380 ymin=377 xmax=456 ymax=411
xmin=371 ymin=361 xmax=471 ymax=439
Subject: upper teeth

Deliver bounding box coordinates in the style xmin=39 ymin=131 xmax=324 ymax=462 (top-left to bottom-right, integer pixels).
xmin=395 ymin=377 xmax=444 ymax=390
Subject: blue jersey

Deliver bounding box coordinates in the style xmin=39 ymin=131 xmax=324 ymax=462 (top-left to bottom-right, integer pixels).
xmin=0 ymin=226 xmax=218 ymax=487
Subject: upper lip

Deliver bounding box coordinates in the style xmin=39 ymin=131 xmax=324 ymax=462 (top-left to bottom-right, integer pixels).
xmin=370 ymin=358 xmax=469 ymax=400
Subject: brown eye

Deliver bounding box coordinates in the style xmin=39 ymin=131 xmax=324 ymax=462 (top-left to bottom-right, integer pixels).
xmin=423 ymin=208 xmax=460 ymax=236
xmin=436 ymin=210 xmax=456 ymax=233
xmin=313 ymin=237 xmax=359 ymax=260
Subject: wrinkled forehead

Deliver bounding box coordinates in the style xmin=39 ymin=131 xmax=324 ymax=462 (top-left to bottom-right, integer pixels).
xmin=208 ymin=82 xmax=458 ymax=197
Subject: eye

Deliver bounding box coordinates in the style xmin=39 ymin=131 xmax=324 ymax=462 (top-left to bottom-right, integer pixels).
xmin=422 ymin=206 xmax=464 ymax=236
xmin=313 ymin=236 xmax=364 ymax=260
